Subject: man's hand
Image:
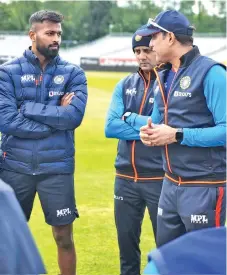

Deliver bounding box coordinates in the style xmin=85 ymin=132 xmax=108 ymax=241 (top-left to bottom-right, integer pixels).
xmin=61 ymin=92 xmax=74 ymax=106
xmin=140 ymin=118 xmax=177 ymax=146
xmin=140 ymin=118 xmax=154 ymax=146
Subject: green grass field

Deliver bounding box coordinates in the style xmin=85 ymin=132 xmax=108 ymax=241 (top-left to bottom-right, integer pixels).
xmin=30 ymin=71 xmax=156 ymax=275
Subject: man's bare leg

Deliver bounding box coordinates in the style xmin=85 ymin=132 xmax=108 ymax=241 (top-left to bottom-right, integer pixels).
xmin=52 ymin=224 xmax=76 ymax=275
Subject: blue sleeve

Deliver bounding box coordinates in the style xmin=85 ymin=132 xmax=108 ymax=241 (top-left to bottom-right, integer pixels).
xmin=126 ymin=113 xmax=149 ymax=131
xmin=105 ymin=79 xmax=140 ymax=140
xmin=182 ymin=65 xmax=226 ymax=147
xmin=127 ymin=98 xmax=162 ymax=131
xmin=151 ymin=99 xmax=162 ymax=124
xmin=22 ymin=68 xmax=88 ymax=130
xmin=143 ymin=260 xmax=160 ymax=275
xmin=0 ymin=68 xmax=52 ymax=139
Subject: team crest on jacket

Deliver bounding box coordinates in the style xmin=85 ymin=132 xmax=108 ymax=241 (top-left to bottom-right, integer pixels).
xmin=180 ymin=76 xmax=191 ymax=90
xmin=54 ymin=75 xmax=64 ymax=84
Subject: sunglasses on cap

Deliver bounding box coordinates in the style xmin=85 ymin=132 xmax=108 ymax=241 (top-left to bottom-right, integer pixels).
xmin=147 ymin=18 xmax=170 ymax=33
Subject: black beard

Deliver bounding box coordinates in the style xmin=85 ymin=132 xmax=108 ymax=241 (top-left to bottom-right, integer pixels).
xmin=36 ymin=45 xmax=59 ymax=59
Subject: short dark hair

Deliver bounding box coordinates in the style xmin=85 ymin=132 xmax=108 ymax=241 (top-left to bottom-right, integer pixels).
xmin=29 ymin=10 xmax=64 ymax=29
xmin=161 ymin=31 xmax=194 ymax=46
xmin=174 ymin=34 xmax=194 ymax=45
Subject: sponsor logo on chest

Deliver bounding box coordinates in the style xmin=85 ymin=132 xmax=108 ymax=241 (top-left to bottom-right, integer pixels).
xmin=49 ymin=90 xmax=64 ymax=97
xmin=174 ymin=91 xmax=192 ymax=98
xmin=126 ymin=87 xmax=137 ymax=96
xmin=21 ymin=74 xmax=36 ymax=83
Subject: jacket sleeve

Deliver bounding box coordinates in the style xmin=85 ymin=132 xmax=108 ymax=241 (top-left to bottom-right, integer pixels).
xmin=0 ymin=68 xmax=53 ymax=139
xmin=22 ymin=68 xmax=88 ymax=131
xmin=126 ymin=96 xmax=162 ymax=131
xmin=105 ymin=80 xmax=140 ymax=140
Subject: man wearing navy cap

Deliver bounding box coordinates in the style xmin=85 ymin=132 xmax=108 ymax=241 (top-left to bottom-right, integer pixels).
xmin=105 ymin=26 xmax=164 ymax=275
xmin=136 ymin=10 xmax=226 ymax=246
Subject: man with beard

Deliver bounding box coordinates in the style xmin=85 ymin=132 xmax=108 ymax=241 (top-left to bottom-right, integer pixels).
xmin=105 ymin=26 xmax=164 ymax=275
xmin=0 ymin=10 xmax=87 ymax=275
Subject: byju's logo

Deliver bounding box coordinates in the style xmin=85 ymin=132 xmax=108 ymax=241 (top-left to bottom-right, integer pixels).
xmin=174 ymin=91 xmax=192 ymax=98
xmin=57 ymin=208 xmax=72 ymax=217
xmin=191 ymin=214 xmax=208 ymax=224
xmin=49 ymin=91 xmax=64 ymax=97
xmin=21 ymin=74 xmax=35 ymax=83
xmin=114 ymin=194 xmax=123 ymax=200
xmin=126 ymin=88 xmax=137 ymax=96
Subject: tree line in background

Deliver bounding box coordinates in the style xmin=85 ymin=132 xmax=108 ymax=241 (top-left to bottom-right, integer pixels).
xmin=0 ymin=0 xmax=226 ymax=45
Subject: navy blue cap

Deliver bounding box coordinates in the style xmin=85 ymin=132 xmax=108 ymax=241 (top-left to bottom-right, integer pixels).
xmin=137 ymin=10 xmax=194 ymax=37
xmin=132 ymin=25 xmax=152 ymax=51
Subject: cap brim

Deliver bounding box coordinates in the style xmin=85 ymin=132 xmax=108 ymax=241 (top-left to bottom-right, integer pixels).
xmin=136 ymin=26 xmax=161 ymax=37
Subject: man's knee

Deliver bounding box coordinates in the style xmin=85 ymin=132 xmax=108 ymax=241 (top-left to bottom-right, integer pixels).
xmin=53 ymin=225 xmax=74 ymax=250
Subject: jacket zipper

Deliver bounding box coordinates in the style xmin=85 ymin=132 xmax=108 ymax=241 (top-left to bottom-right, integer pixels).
xmin=153 ymin=67 xmax=179 ymax=174
xmin=32 ymin=72 xmax=43 ymax=175
xmin=131 ymin=71 xmax=151 ymax=182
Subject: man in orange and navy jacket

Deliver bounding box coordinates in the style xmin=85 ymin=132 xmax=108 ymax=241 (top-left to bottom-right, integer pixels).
xmin=105 ymin=26 xmax=164 ymax=275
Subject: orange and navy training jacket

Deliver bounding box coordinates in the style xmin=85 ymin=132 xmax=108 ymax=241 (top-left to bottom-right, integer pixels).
xmin=105 ymin=70 xmax=164 ymax=182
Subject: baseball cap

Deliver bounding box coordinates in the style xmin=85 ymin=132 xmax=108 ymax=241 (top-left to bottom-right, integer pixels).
xmin=132 ymin=25 xmax=152 ymax=52
xmin=137 ymin=10 xmax=194 ymax=37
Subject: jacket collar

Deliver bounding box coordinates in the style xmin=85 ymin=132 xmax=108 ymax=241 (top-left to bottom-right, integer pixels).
xmin=23 ymin=47 xmax=60 ymax=67
xmin=138 ymin=68 xmax=157 ymax=81
xmin=179 ymin=45 xmax=200 ymax=67
xmin=160 ymin=45 xmax=201 ymax=71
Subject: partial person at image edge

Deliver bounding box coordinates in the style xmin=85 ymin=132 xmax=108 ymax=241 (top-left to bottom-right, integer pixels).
xmin=143 ymin=227 xmax=226 ymax=275
xmin=0 ymin=179 xmax=46 ymax=274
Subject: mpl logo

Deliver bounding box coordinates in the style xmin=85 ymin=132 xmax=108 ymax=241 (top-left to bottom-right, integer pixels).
xmin=191 ymin=214 xmax=208 ymax=224
xmin=174 ymin=91 xmax=192 ymax=98
xmin=57 ymin=208 xmax=72 ymax=217
xmin=21 ymin=74 xmax=35 ymax=83
xmin=126 ymin=88 xmax=137 ymax=96
xmin=49 ymin=91 xmax=64 ymax=97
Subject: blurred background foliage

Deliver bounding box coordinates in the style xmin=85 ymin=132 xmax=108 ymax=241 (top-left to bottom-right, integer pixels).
xmin=0 ymin=0 xmax=226 ymax=45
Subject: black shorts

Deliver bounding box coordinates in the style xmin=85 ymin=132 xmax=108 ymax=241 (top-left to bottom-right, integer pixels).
xmin=0 ymin=169 xmax=79 ymax=226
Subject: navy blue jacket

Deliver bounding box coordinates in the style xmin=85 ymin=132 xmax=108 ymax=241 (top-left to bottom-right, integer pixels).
xmin=105 ymin=71 xmax=163 ymax=181
xmin=0 ymin=179 xmax=46 ymax=274
xmin=0 ymin=49 xmax=87 ymax=175
xmin=153 ymin=47 xmax=226 ymax=183
xmin=144 ymin=227 xmax=226 ymax=275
